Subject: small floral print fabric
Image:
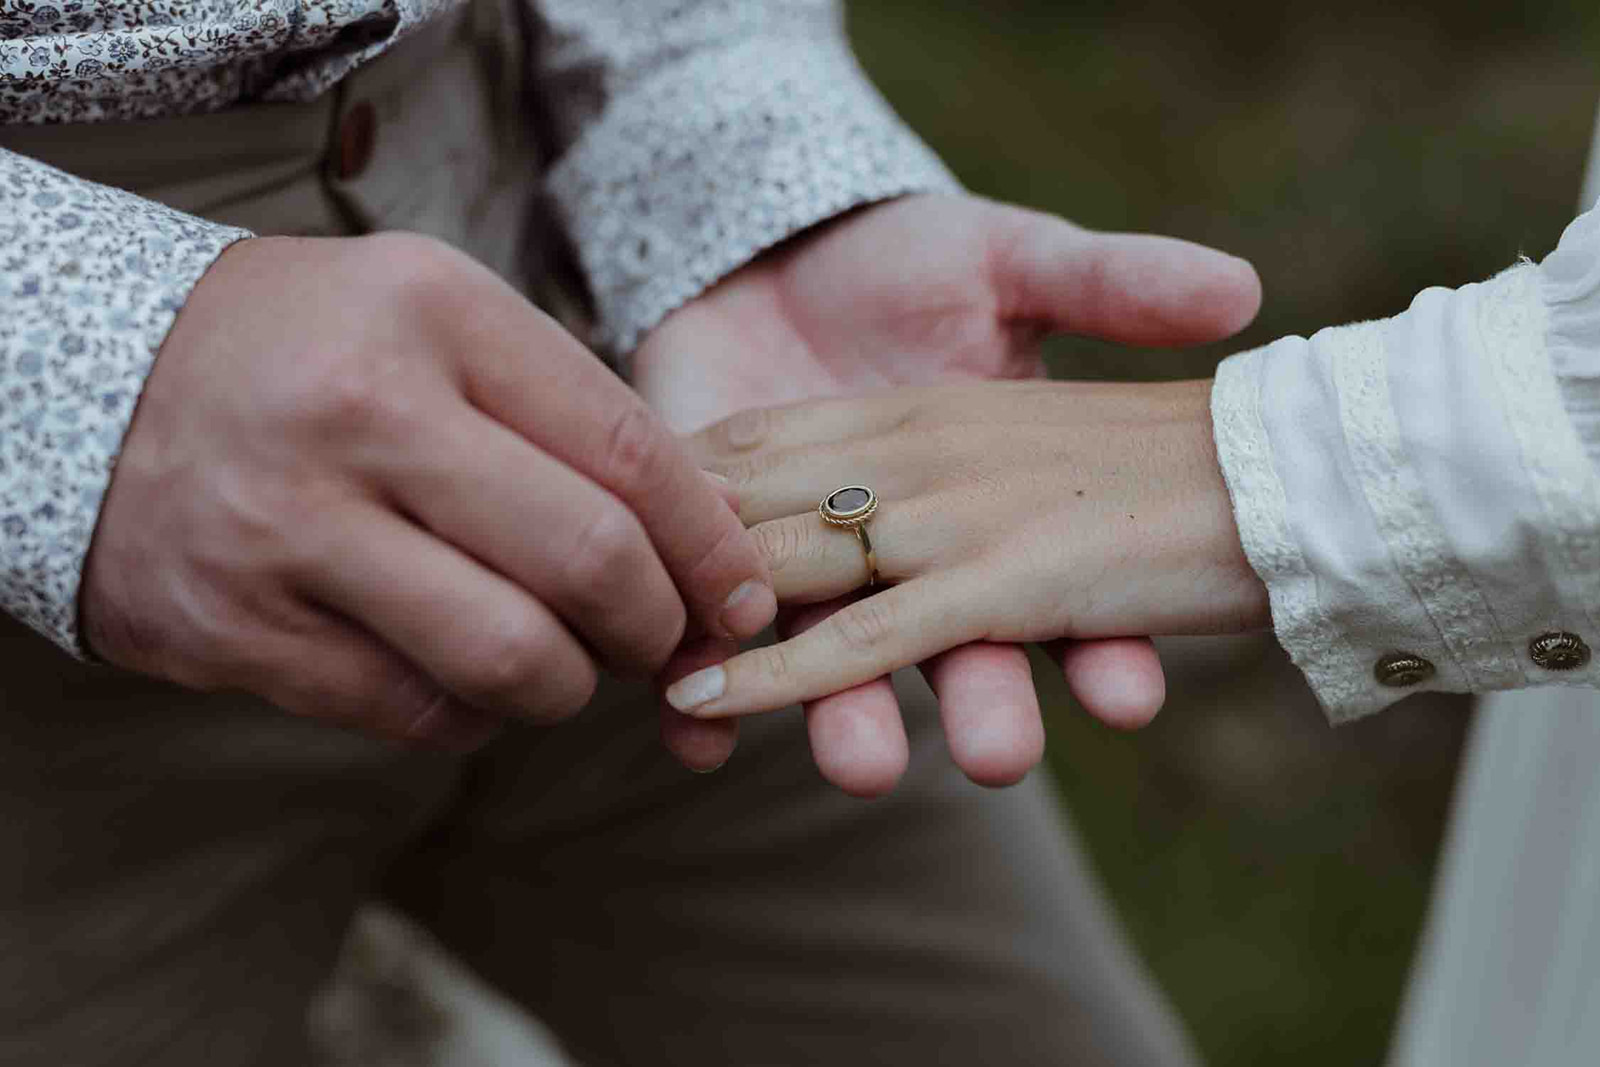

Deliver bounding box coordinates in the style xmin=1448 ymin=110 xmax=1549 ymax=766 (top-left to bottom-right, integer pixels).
xmin=0 ymin=0 xmax=958 ymax=656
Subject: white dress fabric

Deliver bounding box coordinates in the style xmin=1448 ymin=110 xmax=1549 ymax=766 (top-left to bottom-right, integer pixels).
xmin=1380 ymin=167 xmax=1600 ymax=1067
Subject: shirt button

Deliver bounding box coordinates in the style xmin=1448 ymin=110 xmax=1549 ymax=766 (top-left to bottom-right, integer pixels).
xmin=335 ymin=100 xmax=378 ymax=181
xmin=1374 ymin=652 xmax=1435 ymax=688
xmin=1529 ymin=631 xmax=1590 ymax=670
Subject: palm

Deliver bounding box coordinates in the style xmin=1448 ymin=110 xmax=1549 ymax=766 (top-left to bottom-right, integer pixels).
xmin=634 ymin=195 xmax=1042 ymax=430
xmin=635 ymin=192 xmax=1261 ymax=793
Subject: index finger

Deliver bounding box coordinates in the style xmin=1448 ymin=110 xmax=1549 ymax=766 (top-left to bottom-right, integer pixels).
xmin=452 ymin=288 xmax=775 ymax=642
xmin=664 ymin=575 xmax=982 ymax=718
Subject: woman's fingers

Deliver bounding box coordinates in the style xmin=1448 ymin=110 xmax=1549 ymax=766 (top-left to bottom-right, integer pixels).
xmin=665 ymin=575 xmax=979 ymax=718
xmin=687 ymin=403 xmax=930 ymax=525
xmin=748 ymin=504 xmax=932 ymax=602
xmin=921 ymin=641 xmax=1045 ymax=788
xmin=783 ymin=600 xmax=909 ymax=798
xmin=1045 ymin=636 xmax=1167 ymax=729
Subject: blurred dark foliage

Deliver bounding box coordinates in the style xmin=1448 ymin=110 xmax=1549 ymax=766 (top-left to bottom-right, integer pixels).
xmin=848 ymin=3 xmax=1600 ymax=1064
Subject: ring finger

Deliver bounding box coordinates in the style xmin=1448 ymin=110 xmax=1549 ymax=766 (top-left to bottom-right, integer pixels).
xmin=749 ymin=497 xmax=938 ymax=602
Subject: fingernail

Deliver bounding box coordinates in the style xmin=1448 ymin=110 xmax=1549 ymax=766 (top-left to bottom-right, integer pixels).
xmin=691 ymin=758 xmax=729 ymax=775
xmin=721 ymin=579 xmax=775 ymax=639
xmin=666 ymin=665 xmax=725 ymax=712
xmin=702 ymin=470 xmax=729 ymax=483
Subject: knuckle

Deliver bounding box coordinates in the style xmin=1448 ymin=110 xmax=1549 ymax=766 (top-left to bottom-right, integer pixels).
xmin=752 ymin=519 xmax=805 ymax=575
xmin=452 ymin=621 xmax=550 ymax=707
xmin=828 ymin=598 xmax=896 ymax=654
xmin=719 ymin=406 xmax=774 ymax=451
xmin=299 ymin=355 xmax=420 ymax=439
xmin=285 ymin=671 xmax=360 ymax=723
xmin=564 ymin=502 xmax=651 ymax=594
xmin=750 ymin=641 xmax=794 ymax=685
xmin=360 ymin=231 xmax=462 ymax=292
xmin=382 ymin=669 xmax=449 ymax=737
xmin=601 ymin=403 xmax=668 ymax=491
xmin=617 ymin=601 xmax=686 ymax=676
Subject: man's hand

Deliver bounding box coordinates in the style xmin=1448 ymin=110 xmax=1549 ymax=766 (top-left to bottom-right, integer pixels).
xmin=81 ymin=233 xmax=775 ymax=750
xmin=634 ymin=194 xmax=1260 ymax=793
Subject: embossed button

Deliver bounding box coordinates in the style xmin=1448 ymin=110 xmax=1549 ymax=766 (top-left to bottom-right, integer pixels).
xmin=1530 ymin=631 xmax=1590 ymax=671
xmin=1375 ymin=652 xmax=1435 ymax=688
xmin=335 ymin=100 xmax=377 ymax=181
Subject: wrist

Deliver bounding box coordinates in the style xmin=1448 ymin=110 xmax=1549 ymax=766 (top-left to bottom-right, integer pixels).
xmin=1189 ymin=379 xmax=1273 ymax=631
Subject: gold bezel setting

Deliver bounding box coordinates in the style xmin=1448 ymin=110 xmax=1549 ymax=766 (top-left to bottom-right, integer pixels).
xmin=819 ymin=485 xmax=878 ymax=528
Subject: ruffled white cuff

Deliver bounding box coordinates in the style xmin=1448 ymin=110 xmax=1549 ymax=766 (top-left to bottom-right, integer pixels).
xmin=1214 ymin=208 xmax=1600 ymax=720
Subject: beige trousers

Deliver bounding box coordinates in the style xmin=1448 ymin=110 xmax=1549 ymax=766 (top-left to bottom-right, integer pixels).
xmin=0 ymin=7 xmax=1196 ymax=1065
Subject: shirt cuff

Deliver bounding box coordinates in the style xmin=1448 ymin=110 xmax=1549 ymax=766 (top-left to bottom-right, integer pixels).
xmin=1212 ymin=261 xmax=1600 ymax=722
xmin=1 ymin=150 xmax=249 ymax=656
xmin=544 ymin=31 xmax=960 ymax=362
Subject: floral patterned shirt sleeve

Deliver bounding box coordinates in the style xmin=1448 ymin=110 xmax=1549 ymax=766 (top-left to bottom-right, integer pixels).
xmin=0 ymin=150 xmax=248 ymax=652
xmin=1 ymin=0 xmax=958 ymax=655
xmin=532 ymin=0 xmax=960 ymax=357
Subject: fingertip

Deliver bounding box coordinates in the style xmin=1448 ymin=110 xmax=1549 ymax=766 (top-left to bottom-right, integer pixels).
xmin=950 ymin=715 xmax=1045 ymax=789
xmin=821 ymin=743 xmax=908 ymax=799
xmin=1208 ymin=252 xmax=1263 ymax=338
xmin=1156 ymin=240 xmax=1262 ymax=345
xmin=660 ymin=704 xmax=739 ymax=772
xmin=923 ymin=642 xmax=1046 ymax=789
xmin=721 ymin=578 xmax=776 ymax=640
xmin=1056 ymin=637 xmax=1167 ymax=730
xmin=805 ymin=682 xmax=909 ymax=799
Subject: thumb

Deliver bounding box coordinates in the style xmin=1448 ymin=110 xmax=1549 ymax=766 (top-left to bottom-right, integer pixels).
xmin=990 ymin=205 xmax=1262 ymax=347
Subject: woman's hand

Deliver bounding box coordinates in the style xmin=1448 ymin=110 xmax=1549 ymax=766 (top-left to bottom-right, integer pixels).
xmin=635 ymin=193 xmax=1260 ymax=788
xmin=665 ymin=379 xmax=1271 ymax=759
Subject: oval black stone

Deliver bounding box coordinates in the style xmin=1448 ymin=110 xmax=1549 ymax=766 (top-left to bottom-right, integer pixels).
xmin=828 ymin=487 xmax=871 ymax=513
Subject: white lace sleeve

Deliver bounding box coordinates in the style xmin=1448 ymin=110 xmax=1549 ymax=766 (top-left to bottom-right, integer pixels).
xmin=0 ymin=149 xmax=248 ymax=654
xmin=1212 ymin=207 xmax=1600 ymax=722
xmin=532 ymin=0 xmax=960 ymax=360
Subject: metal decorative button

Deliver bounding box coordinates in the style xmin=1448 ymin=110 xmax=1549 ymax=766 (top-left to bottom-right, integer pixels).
xmin=1374 ymin=652 xmax=1435 ymax=688
xmin=1529 ymin=631 xmax=1590 ymax=671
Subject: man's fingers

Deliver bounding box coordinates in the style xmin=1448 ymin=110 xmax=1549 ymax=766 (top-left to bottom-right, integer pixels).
xmin=992 ymin=207 xmax=1262 ymax=347
xmin=783 ymin=600 xmax=909 ymax=798
xmin=302 ymin=505 xmax=599 ymax=722
xmin=1045 ymin=636 xmax=1167 ymax=729
xmin=246 ymin=611 xmax=503 ymax=752
xmin=455 ymin=304 xmax=774 ymax=642
xmin=921 ymin=641 xmax=1044 ymax=788
xmin=665 ymin=575 xmax=979 ymax=719
xmin=386 ymin=401 xmax=685 ymax=676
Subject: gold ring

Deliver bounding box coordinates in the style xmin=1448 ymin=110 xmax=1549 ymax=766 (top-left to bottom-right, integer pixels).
xmin=819 ymin=485 xmax=879 ymax=587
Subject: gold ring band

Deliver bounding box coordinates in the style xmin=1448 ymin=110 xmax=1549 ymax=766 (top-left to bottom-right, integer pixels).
xmin=855 ymin=525 xmax=879 ymax=588
xmin=819 ymin=484 xmax=880 ymax=588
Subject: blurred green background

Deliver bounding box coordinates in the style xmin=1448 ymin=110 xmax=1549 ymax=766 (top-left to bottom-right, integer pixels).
xmin=847 ymin=3 xmax=1600 ymax=1064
